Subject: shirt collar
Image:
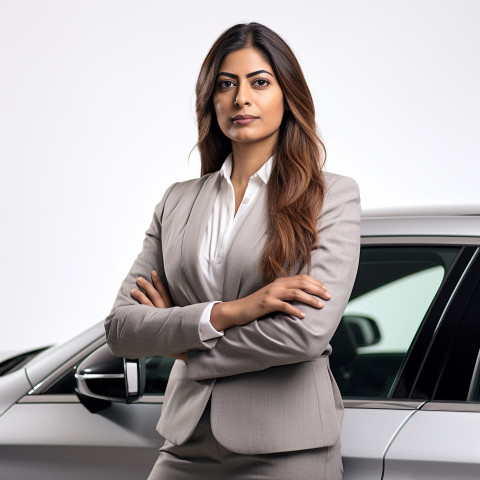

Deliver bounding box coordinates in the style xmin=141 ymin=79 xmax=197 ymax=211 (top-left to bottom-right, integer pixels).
xmin=220 ymin=153 xmax=273 ymax=185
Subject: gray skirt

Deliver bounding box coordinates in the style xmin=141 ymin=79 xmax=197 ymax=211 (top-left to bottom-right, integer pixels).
xmin=147 ymin=401 xmax=343 ymax=480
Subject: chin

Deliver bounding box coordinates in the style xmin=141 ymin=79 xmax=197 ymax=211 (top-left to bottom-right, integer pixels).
xmin=233 ymin=134 xmax=259 ymax=142
xmin=231 ymin=130 xmax=271 ymax=142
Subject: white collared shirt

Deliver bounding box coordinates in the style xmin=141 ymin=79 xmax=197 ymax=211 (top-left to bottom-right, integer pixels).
xmin=198 ymin=153 xmax=273 ymax=341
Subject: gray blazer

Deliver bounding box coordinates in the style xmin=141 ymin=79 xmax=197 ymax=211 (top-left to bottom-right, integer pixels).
xmin=105 ymin=170 xmax=361 ymax=455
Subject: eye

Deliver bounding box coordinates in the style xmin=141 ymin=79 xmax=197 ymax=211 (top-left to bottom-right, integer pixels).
xmin=217 ymin=79 xmax=236 ymax=89
xmin=252 ymin=78 xmax=270 ymax=87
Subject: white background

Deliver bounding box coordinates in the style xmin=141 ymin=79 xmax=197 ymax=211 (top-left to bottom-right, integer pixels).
xmin=1 ymin=0 xmax=479 ymax=352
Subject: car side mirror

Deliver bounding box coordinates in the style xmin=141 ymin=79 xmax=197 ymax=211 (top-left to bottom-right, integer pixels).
xmin=343 ymin=315 xmax=381 ymax=347
xmin=75 ymin=344 xmax=146 ymax=413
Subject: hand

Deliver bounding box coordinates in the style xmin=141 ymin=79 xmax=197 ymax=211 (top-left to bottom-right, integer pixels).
xmin=131 ymin=272 xmax=187 ymax=362
xmin=131 ymin=270 xmax=173 ymax=308
xmin=211 ymin=274 xmax=330 ymax=331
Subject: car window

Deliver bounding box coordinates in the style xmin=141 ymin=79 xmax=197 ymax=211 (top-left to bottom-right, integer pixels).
xmin=470 ymin=366 xmax=480 ymax=401
xmin=42 ymin=365 xmax=78 ymax=394
xmin=430 ymin=263 xmax=480 ymax=402
xmin=330 ymin=246 xmax=460 ymax=399
xmin=144 ymin=356 xmax=175 ymax=394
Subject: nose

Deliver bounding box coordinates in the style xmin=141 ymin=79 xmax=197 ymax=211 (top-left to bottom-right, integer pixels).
xmin=234 ymin=82 xmax=251 ymax=107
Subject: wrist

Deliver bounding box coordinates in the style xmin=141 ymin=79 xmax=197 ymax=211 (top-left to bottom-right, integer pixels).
xmin=211 ymin=301 xmax=238 ymax=330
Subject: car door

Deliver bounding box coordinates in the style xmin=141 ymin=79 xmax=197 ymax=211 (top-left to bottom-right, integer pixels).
xmin=0 ymin=334 xmax=175 ymax=480
xmin=383 ymin=244 xmax=480 ymax=479
xmin=331 ymin=241 xmax=473 ymax=479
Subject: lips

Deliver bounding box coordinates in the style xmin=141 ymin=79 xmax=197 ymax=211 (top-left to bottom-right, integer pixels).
xmin=232 ymin=115 xmax=259 ymax=125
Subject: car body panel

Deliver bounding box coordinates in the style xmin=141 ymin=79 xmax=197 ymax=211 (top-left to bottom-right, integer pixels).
xmin=0 ymin=402 xmax=162 ymax=447
xmin=0 ymin=398 xmax=164 ymax=480
xmin=0 ymin=368 xmax=32 ymax=417
xmin=0 ymin=445 xmax=157 ymax=480
xmin=361 ymin=215 xmax=480 ymax=239
xmin=341 ymin=406 xmax=419 ymax=480
xmin=384 ymin=408 xmax=480 ymax=479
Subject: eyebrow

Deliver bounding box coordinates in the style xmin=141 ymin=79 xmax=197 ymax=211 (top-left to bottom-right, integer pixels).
xmin=216 ymin=69 xmax=274 ymax=79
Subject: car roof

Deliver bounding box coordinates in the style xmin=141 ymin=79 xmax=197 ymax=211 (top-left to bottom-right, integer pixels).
xmin=362 ymin=205 xmax=480 ymax=218
xmin=361 ymin=206 xmax=480 ymax=238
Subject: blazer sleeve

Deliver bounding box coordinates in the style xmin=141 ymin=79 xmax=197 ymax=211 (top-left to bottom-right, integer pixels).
xmin=104 ymin=183 xmax=214 ymax=359
xmin=186 ymin=175 xmax=361 ymax=380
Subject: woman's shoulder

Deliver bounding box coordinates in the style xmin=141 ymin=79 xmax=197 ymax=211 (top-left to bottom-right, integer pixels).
xmin=155 ymin=172 xmax=220 ymax=218
xmin=322 ymin=171 xmax=359 ymax=193
xmin=167 ymin=173 xmax=217 ymax=200
xmin=320 ymin=171 xmax=361 ymax=216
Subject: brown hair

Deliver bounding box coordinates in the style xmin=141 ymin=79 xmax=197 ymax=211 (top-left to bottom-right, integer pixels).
xmin=196 ymin=23 xmax=325 ymax=280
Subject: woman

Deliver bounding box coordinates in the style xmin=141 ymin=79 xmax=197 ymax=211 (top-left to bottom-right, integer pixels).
xmin=105 ymin=22 xmax=360 ymax=479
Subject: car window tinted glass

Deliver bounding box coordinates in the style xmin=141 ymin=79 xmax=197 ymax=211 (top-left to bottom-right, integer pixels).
xmin=42 ymin=366 xmax=77 ymax=394
xmin=471 ymin=363 xmax=480 ymax=401
xmin=330 ymin=246 xmax=460 ymax=399
xmin=144 ymin=356 xmax=175 ymax=395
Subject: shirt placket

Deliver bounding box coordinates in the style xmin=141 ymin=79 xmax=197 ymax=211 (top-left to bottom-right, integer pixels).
xmin=214 ymin=179 xmax=235 ymax=270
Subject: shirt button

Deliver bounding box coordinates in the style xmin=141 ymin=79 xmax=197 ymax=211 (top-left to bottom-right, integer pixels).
xmin=243 ymin=197 xmax=250 ymax=204
xmin=216 ymin=256 xmax=223 ymax=264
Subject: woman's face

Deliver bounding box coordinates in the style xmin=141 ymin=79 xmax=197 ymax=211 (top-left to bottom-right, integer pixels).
xmin=213 ymin=47 xmax=285 ymax=149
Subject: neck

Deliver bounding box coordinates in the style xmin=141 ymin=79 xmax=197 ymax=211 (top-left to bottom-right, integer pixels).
xmin=230 ymin=138 xmax=275 ymax=186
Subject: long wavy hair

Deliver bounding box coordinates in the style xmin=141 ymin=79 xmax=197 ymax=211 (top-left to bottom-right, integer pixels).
xmin=196 ymin=23 xmax=326 ymax=281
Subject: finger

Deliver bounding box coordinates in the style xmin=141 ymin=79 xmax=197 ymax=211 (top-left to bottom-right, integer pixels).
xmin=152 ymin=271 xmax=173 ymax=308
xmin=286 ymin=289 xmax=325 ymax=309
xmin=300 ymin=284 xmax=330 ymax=301
xmin=287 ymin=275 xmax=331 ymax=300
xmin=298 ymin=274 xmax=328 ymax=292
xmin=130 ymin=288 xmax=154 ymax=307
xmin=137 ymin=277 xmax=167 ymax=308
xmin=276 ymin=301 xmax=306 ymax=319
xmin=280 ymin=274 xmax=324 ymax=290
xmin=310 ymin=278 xmax=328 ymax=294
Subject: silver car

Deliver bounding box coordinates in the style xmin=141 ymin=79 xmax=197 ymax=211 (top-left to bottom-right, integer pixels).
xmin=1 ymin=209 xmax=480 ymax=479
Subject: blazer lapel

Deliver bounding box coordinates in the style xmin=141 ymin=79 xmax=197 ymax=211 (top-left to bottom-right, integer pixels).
xmin=221 ymin=189 xmax=269 ymax=301
xmin=181 ymin=172 xmax=221 ymax=303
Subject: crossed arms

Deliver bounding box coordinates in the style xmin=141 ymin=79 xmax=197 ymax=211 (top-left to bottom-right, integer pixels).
xmin=105 ymin=175 xmax=360 ymax=380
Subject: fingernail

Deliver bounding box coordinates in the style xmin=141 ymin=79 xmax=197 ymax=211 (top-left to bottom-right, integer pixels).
xmin=318 ymin=301 xmax=324 ymax=308
xmin=300 ymin=312 xmax=305 ymax=318
xmin=137 ymin=277 xmax=144 ymax=282
xmin=325 ymin=291 xmax=331 ymax=299
xmin=130 ymin=288 xmax=136 ymax=294
xmin=152 ymin=270 xmax=157 ymax=277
